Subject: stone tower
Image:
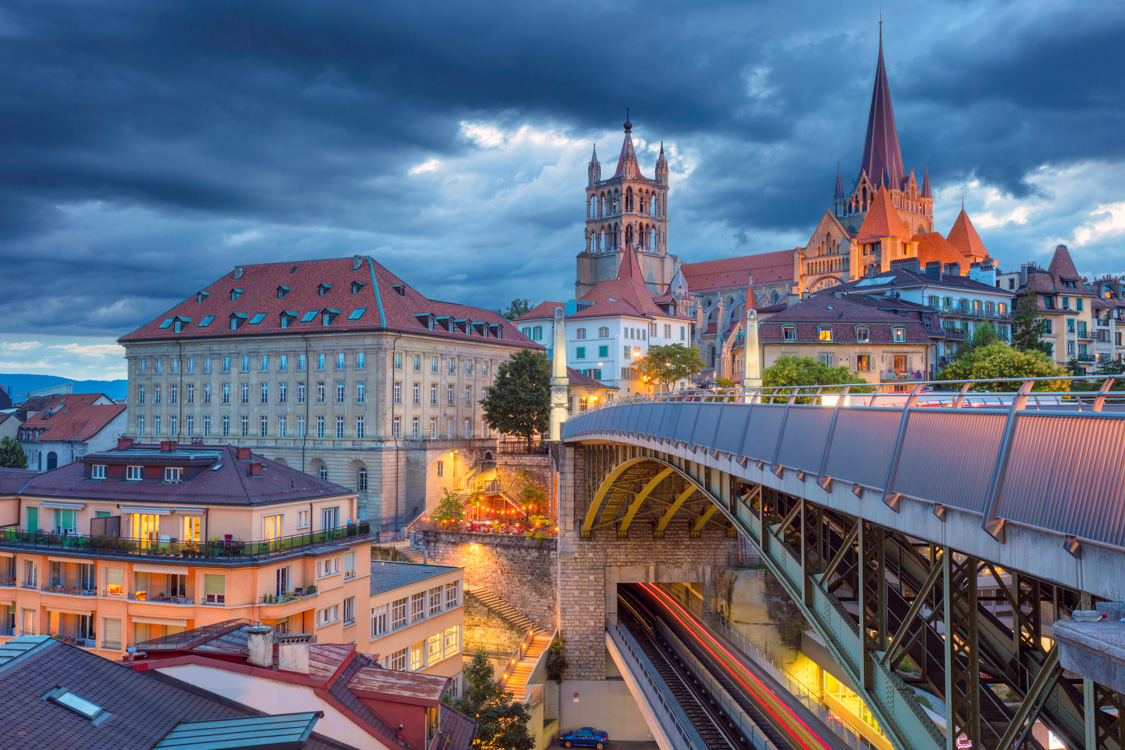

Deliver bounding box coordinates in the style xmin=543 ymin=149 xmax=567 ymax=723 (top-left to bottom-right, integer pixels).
xmin=576 ymin=113 xmax=678 ymax=298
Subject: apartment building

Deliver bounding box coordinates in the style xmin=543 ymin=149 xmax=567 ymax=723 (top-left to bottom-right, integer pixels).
xmin=0 ymin=441 xmax=372 ymax=656
xmin=1014 ymin=245 xmax=1096 ymax=369
xmin=367 ymin=561 xmax=465 ymax=692
xmin=1088 ymin=276 xmax=1125 ymax=364
xmin=117 ymin=255 xmax=540 ymax=523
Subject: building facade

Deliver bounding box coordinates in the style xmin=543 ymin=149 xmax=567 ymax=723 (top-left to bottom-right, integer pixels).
xmin=0 ymin=442 xmax=373 ymax=659
xmin=1015 ymin=245 xmax=1097 ymax=369
xmin=118 ymin=255 xmax=540 ymax=523
xmin=16 ymin=393 xmax=126 ymax=472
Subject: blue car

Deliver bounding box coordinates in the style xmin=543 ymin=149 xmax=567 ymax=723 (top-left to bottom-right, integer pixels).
xmin=560 ymin=727 xmax=609 ymax=749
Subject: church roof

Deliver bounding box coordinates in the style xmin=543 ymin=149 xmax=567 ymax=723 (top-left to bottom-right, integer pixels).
xmin=947 ymin=209 xmax=990 ymax=260
xmin=921 ymin=164 xmax=932 ymax=199
xmin=573 ymin=245 xmax=689 ymax=320
xmin=834 ymin=165 xmax=845 ymax=200
xmin=855 ymin=187 xmax=911 ymax=244
xmin=859 ymin=25 xmax=906 ymax=190
xmin=611 ymin=115 xmax=650 ymax=181
xmin=913 ymin=231 xmax=967 ymax=269
xmin=680 ymin=250 xmax=796 ymax=293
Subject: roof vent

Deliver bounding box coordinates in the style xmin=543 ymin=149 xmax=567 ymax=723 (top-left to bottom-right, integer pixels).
xmin=234 ymin=266 xmax=244 ymax=280
xmin=392 ymin=283 xmax=406 ymax=296
xmin=353 ymin=255 xmax=364 ymax=272
xmin=235 ymin=447 xmax=252 ymax=461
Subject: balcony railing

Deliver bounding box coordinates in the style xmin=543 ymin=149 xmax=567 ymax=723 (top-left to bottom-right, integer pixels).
xmin=102 ymin=640 xmax=122 ymax=651
xmin=129 ymin=592 xmax=194 ymax=605
xmin=0 ymin=522 xmax=370 ymax=563
xmin=41 ymin=586 xmax=98 ymax=597
xmin=259 ymin=588 xmax=318 ymax=606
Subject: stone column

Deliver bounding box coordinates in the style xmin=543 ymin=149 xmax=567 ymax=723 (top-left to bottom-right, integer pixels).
xmin=549 ymin=307 xmax=569 ymax=442
xmin=742 ymin=309 xmax=762 ymax=388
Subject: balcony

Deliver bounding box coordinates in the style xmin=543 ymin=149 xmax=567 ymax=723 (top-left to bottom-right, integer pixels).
xmin=942 ymin=329 xmax=966 ymax=341
xmin=259 ymin=588 xmax=319 ymax=612
xmin=1077 ymin=328 xmax=1094 ymax=340
xmin=40 ymin=586 xmax=98 ymax=598
xmin=881 ymin=371 xmax=926 ymax=382
xmin=0 ymin=522 xmax=370 ymax=564
xmin=1077 ymin=354 xmax=1096 ymax=363
xmin=129 ymin=592 xmax=194 ymax=605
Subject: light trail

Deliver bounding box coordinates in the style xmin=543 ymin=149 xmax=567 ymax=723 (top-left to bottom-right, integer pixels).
xmin=639 ymin=582 xmax=834 ymax=750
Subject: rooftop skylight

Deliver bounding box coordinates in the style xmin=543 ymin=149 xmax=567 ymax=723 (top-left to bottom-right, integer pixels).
xmin=199 ymin=316 xmax=215 ymax=328
xmin=158 ymin=318 xmax=174 ymax=329
xmin=45 ymin=687 xmax=109 ymax=724
xmin=300 ymin=310 xmax=317 ymax=322
xmin=348 ymin=308 xmax=366 ymax=320
xmin=249 ymin=313 xmax=267 ymax=325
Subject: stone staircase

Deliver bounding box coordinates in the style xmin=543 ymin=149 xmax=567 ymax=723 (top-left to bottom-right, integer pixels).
xmin=466 ymin=586 xmax=536 ymax=633
xmin=501 ymin=631 xmax=553 ymax=703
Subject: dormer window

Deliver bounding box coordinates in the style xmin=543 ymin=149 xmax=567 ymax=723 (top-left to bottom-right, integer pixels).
xmin=277 ymin=286 xmax=290 ymax=299
xmin=195 ymin=291 xmax=209 ymax=303
xmin=856 ymin=326 xmax=870 ymax=343
xmin=164 ymin=467 xmax=183 ymax=483
xmin=351 ymin=281 xmax=365 ymax=294
xmin=893 ymin=326 xmax=906 ymax=343
xmin=318 ymin=283 xmax=332 ymax=296
xmin=392 ymin=283 xmax=406 ymax=296
xmin=280 ymin=311 xmax=297 ymax=328
xmin=125 ymin=465 xmax=144 ymax=481
xmin=321 ymin=308 xmax=340 ymax=326
xmin=230 ymin=288 xmax=243 ymax=301
xmin=783 ymin=325 xmax=797 ymax=342
xmin=818 ymin=326 xmax=833 ymax=342
xmin=91 ymin=464 xmax=106 ymax=480
xmin=229 ymin=313 xmax=248 ymax=330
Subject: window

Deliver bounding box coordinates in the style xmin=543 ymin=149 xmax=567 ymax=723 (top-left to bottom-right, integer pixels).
xmin=241 ymin=356 xmax=249 ymax=373
xmin=356 ymin=352 xmax=366 ymax=369
xmin=296 ymin=382 xmax=305 ymax=404
xmin=204 ymin=574 xmax=225 ymax=605
xmin=279 ymin=354 xmax=287 ymax=371
xmin=138 ymin=359 xmax=146 ymax=375
xmin=464 ymin=418 xmax=471 ymax=438
xmin=818 ymin=326 xmax=832 ymax=342
xmin=576 ymin=346 xmax=585 ymax=359
xmin=279 ymin=382 xmax=287 ymax=404
xmin=240 ymin=383 xmax=249 ymax=404
xmin=429 ymin=586 xmax=443 ymax=616
xmin=447 ymin=418 xmax=454 ymax=438
xmin=335 ymin=352 xmax=345 ymax=370
xmin=576 ymin=328 xmax=586 ymax=339
xmin=446 ymin=581 xmax=461 ymax=608
xmin=46 ymin=687 xmax=106 ymax=722
xmin=317 ymin=604 xmax=340 ymax=627
xmin=855 ymin=355 xmax=871 ymax=372
xmin=316 ymin=416 xmax=325 ymax=439
xmin=155 ymin=359 xmax=163 ymax=375
xmin=336 ymin=381 xmax=345 ymax=403
xmin=222 ymin=417 xmax=230 ymax=437
xmin=413 ymin=383 xmax=420 ymax=405
xmin=240 ymin=416 xmax=249 ymax=437
xmin=204 ymin=357 xmax=212 ymax=374
xmin=155 ymin=385 xmax=162 ymax=404
xmin=186 ymin=384 xmax=194 ymax=404
xmin=126 ymin=466 xmax=144 ymax=481
xmin=340 ymin=596 xmax=356 ymax=626
xmin=317 ymin=353 xmax=326 ymax=370
xmin=411 ymin=592 xmax=426 ymax=622
xmin=465 ymin=360 xmax=472 ymax=376
xmin=394 ymin=382 xmax=402 ymax=404
xmin=482 ymin=362 xmax=489 ymax=377
xmin=222 ymin=383 xmax=230 ymax=404
xmin=598 ymin=345 xmax=608 ymax=358
xmin=138 ymin=385 xmax=145 ymax=405
xmin=316 ymin=383 xmax=325 ymax=403
xmin=412 ymin=417 xmax=420 ymax=438
xmin=429 ymin=418 xmax=437 ymax=438
xmin=278 ymin=416 xmax=287 ymax=437
xmin=448 ymin=357 xmax=456 ymax=374
xmin=428 ymin=633 xmax=442 ymax=665
xmin=429 ymin=383 xmax=437 ymax=405
xmin=781 ymin=325 xmax=796 ymax=341
xmin=204 ymin=384 xmax=211 ymax=404
xmin=105 ymin=567 xmax=124 ymax=598
xmin=356 ymin=418 xmax=365 ymax=440
xmin=414 ymin=354 xmax=421 ymax=371
xmin=260 ymin=383 xmax=269 ymax=404
xmin=317 ymin=556 xmax=340 ymax=578
xmin=394 ymin=353 xmax=402 ymax=369
xmin=336 ymin=417 xmax=345 ymax=439
xmin=410 ymin=641 xmax=424 ymax=671
xmin=222 ymin=356 xmax=231 ymax=373
xmin=392 ymin=597 xmax=408 ymax=629
xmin=437 ymin=460 xmax=444 ymax=476
xmin=893 ymin=327 xmax=906 ymax=343
xmin=357 ymin=381 xmax=366 ymax=403
xmin=260 ymin=355 xmax=269 ymax=372
xmin=819 ymin=353 xmax=833 ymax=366
xmin=681 ymin=326 xmax=686 ymax=340
xmin=53 ymin=508 xmax=77 ymax=533
xmin=257 ymin=416 xmax=267 ymax=437
xmin=262 ymin=514 xmax=283 ymax=541
xmin=393 ymin=417 xmax=401 ymax=439
xmin=297 ymin=509 xmax=310 ymax=529
xmin=464 ymin=386 xmax=471 ymax=405
xmin=446 ymin=385 xmax=454 ymax=405
xmin=164 ymin=467 xmax=183 ymax=483
xmin=91 ymin=464 xmax=106 ymax=480
xmin=444 ymin=625 xmax=460 ymax=659
xmin=204 ymin=417 xmax=212 ymax=437
xmin=298 ymin=354 xmax=306 ymax=371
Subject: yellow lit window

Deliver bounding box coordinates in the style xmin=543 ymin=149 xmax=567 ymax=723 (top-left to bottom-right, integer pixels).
xmin=262 ymin=514 xmax=283 ymax=542
xmin=818 ymin=327 xmax=832 ymax=342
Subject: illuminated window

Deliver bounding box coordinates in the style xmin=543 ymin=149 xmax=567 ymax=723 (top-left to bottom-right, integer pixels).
xmin=818 ymin=326 xmax=832 ymax=342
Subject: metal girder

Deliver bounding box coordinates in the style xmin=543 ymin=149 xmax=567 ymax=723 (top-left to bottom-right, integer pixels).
xmin=944 ymin=553 xmax=981 ymax=750
xmin=995 ymin=645 xmax=1061 ymax=750
xmin=581 ymin=457 xmax=648 ymax=537
xmin=654 ymin=486 xmax=697 ymax=538
xmin=881 ymin=548 xmax=943 ymax=667
xmin=617 ymin=467 xmax=675 ymax=536
xmin=690 ymin=505 xmax=719 ymax=536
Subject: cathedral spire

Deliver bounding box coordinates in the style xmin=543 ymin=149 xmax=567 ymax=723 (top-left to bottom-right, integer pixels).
xmin=921 ymin=163 xmax=932 ymax=199
xmin=834 ymin=163 xmax=845 ymax=200
xmin=613 ymin=109 xmax=641 ymax=179
xmin=655 ymin=141 xmax=668 ymax=184
xmin=859 ymin=23 xmax=905 ymax=191
xmin=588 ymin=143 xmax=601 ymax=185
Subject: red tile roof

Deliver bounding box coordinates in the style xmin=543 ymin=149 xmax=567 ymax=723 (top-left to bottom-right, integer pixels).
xmin=759 ymin=295 xmax=931 ymax=345
xmin=680 ymin=249 xmax=797 ymax=293
xmin=121 ymin=256 xmax=538 ymax=350
xmin=913 ymin=231 xmax=968 ymax=269
xmin=946 ymin=209 xmax=990 ymax=260
xmin=855 ymin=187 xmax=911 ymax=244
xmin=0 ymin=467 xmax=36 ymax=495
xmin=515 ymin=301 xmax=565 ymax=322
xmin=565 ymin=367 xmax=617 ymax=390
xmin=571 ymin=246 xmax=689 ymax=321
xmin=20 ymin=443 xmax=353 ymax=507
xmin=21 ymin=393 xmax=125 ymax=443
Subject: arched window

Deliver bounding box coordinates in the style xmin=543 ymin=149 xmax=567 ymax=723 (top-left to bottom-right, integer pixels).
xmin=710 ymin=346 xmax=717 ymax=366
xmin=358 ymin=468 xmax=368 ymax=492
xmin=47 ymin=452 xmax=58 ymax=471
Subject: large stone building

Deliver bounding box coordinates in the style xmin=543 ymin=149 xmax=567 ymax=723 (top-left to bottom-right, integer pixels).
xmin=797 ymin=27 xmax=993 ymax=295
xmin=576 ymin=114 xmax=679 ymax=298
xmin=118 ymin=255 xmax=540 ymax=523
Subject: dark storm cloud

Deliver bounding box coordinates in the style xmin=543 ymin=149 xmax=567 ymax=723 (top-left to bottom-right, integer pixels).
xmin=0 ymin=0 xmax=1122 ymax=361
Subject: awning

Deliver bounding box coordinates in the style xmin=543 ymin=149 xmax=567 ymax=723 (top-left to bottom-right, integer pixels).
xmin=133 ymin=564 xmax=189 ymax=576
xmin=120 ymin=506 xmax=172 ymax=516
xmin=41 ymin=501 xmax=86 ymax=510
xmin=47 ymin=557 xmax=95 ymax=565
xmin=0 ymin=551 xmax=12 ymax=559
xmin=46 ymin=604 xmax=95 ymax=616
xmin=173 ymin=507 xmax=207 ymax=516
xmin=131 ymin=616 xmax=188 ymax=627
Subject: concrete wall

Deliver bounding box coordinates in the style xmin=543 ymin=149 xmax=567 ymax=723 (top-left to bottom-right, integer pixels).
xmin=558 ymin=679 xmax=654 ymax=743
xmin=414 ymin=530 xmax=558 ymax=628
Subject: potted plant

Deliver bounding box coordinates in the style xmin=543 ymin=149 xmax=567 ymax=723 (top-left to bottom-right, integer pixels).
xmin=6 ymin=577 xmax=15 ymax=586
xmin=305 ymin=585 xmax=317 ymax=595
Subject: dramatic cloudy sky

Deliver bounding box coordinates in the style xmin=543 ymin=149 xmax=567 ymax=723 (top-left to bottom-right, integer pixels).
xmin=1 ymin=0 xmax=1123 ymax=380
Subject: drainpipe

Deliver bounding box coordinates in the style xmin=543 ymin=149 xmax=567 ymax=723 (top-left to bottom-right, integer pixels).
xmin=302 ymin=336 xmax=310 ymax=473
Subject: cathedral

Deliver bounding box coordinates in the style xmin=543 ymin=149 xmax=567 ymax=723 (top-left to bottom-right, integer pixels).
xmin=798 ymin=26 xmax=992 ymax=295
xmin=575 ymin=112 xmax=680 ymax=298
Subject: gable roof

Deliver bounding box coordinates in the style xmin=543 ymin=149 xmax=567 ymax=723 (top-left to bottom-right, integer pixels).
xmin=855 ymin=187 xmax=911 ymax=244
xmin=572 ymin=246 xmax=689 ymax=321
xmin=120 ymin=256 xmax=537 ymax=350
xmin=565 ymin=366 xmax=618 ymax=390
xmin=946 ymin=209 xmax=990 ymax=260
xmin=515 ymin=301 xmax=564 ymax=323
xmin=759 ymin=294 xmax=931 ymax=345
xmin=680 ymin=249 xmax=797 ymax=293
xmin=22 ymin=398 xmax=126 ymax=443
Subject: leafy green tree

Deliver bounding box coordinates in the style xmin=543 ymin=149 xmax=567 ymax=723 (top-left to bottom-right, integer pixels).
xmin=431 ymin=488 xmax=467 ymax=527
xmin=1011 ymin=290 xmax=1051 ymax=355
xmin=481 ymin=350 xmax=550 ymax=452
xmin=518 ymin=485 xmax=546 ymax=516
xmin=938 ymin=342 xmax=1066 ymax=392
xmin=962 ymin=321 xmax=1000 ymax=355
xmin=636 ymin=344 xmax=705 ymax=390
xmin=761 ymin=356 xmax=869 ymax=402
xmin=0 ymin=436 xmax=28 ymax=469
xmin=497 ymin=299 xmax=532 ymax=321
xmin=446 ymin=651 xmax=534 ymax=750
xmin=1096 ymin=357 xmax=1125 ymax=377
xmin=546 ymin=631 xmax=569 ymax=682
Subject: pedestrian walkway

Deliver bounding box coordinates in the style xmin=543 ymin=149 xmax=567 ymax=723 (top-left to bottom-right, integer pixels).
xmin=466 ymin=585 xmax=537 ymax=633
xmin=502 ymin=631 xmax=552 ymax=703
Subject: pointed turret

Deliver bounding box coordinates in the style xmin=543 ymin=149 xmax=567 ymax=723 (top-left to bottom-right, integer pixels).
xmin=859 ymin=24 xmax=906 ymax=191
xmin=834 ymin=163 xmax=845 ymax=201
xmin=613 ymin=109 xmax=643 ymax=180
xmin=921 ymin=163 xmax=932 ymax=199
xmin=947 ymin=208 xmax=990 ymax=262
xmin=655 ymin=141 xmax=669 ymax=185
xmin=616 ymin=234 xmax=644 ymax=283
xmin=588 ymin=143 xmax=601 ymax=186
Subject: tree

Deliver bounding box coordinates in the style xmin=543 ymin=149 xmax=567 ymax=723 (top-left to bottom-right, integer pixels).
xmin=497 ymin=299 xmax=532 ymax=321
xmin=0 ymin=436 xmax=28 ymax=469
xmin=518 ymin=485 xmax=546 ymax=516
xmin=963 ymin=321 xmax=999 ymax=355
xmin=546 ymin=631 xmax=569 ymax=682
xmin=1011 ymin=290 xmax=1051 ymax=355
xmin=481 ymin=350 xmax=550 ymax=452
xmin=636 ymin=344 xmax=705 ymax=391
xmin=938 ymin=342 xmax=1066 ymax=392
xmin=761 ymin=355 xmax=869 ymax=402
xmin=431 ymin=488 xmax=467 ymax=527
xmin=446 ymin=652 xmax=534 ymax=750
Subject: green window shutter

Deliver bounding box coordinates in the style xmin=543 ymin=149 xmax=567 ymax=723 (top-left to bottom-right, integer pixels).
xmin=26 ymin=507 xmax=38 ymax=531
xmin=599 ymin=346 xmax=608 ymax=358
xmin=576 ymin=347 xmax=585 ymax=359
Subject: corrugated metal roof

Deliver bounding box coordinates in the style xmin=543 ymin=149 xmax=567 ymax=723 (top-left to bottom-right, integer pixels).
xmin=822 ymin=408 xmax=901 ymax=488
xmin=776 ymin=407 xmax=832 ymax=473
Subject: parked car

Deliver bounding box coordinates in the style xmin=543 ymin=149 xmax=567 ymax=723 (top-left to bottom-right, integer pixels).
xmin=695 ymin=380 xmax=718 ymax=390
xmin=560 ymin=727 xmax=609 ymax=749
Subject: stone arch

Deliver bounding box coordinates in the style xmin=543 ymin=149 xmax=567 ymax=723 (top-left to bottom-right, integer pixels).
xmin=272 ymin=457 xmax=289 ymax=467
xmin=347 ymin=459 xmax=369 ymax=493
xmin=308 ymin=458 xmax=327 ymax=482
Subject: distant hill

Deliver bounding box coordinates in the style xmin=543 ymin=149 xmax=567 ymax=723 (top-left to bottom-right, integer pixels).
xmin=0 ymin=374 xmax=128 ymax=402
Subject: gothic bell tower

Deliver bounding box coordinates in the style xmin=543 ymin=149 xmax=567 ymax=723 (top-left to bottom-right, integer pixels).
xmin=576 ymin=112 xmax=677 ymax=298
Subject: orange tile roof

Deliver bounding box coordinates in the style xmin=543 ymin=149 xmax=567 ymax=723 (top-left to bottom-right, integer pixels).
xmin=515 ymin=301 xmax=564 ymax=322
xmin=946 ymin=209 xmax=990 ymax=260
xmin=855 ymin=187 xmax=911 ymax=244
xmin=22 ymin=393 xmax=125 ymax=443
xmin=913 ymin=231 xmax=967 ymax=269
xmin=679 ymin=249 xmax=797 ymax=292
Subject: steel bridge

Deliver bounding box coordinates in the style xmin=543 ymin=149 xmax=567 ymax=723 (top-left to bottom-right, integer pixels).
xmin=558 ymin=377 xmax=1125 ymax=750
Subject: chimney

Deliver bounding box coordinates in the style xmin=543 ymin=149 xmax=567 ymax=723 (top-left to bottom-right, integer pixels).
xmin=277 ymin=633 xmax=313 ymax=674
xmin=117 ymin=437 xmax=134 ymax=451
xmin=352 ymin=255 xmax=364 ymax=271
xmin=923 ymin=262 xmax=941 ymax=280
xmin=234 ymin=265 xmax=244 ymax=280
xmin=944 ymin=262 xmax=961 ymax=277
xmin=248 ymin=461 xmax=262 ymax=477
xmin=236 ymin=446 xmax=252 ymax=460
xmin=786 ymin=292 xmax=800 ymax=308
xmin=160 ymin=440 xmax=175 ymax=452
xmin=246 ymin=625 xmax=274 ymax=669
